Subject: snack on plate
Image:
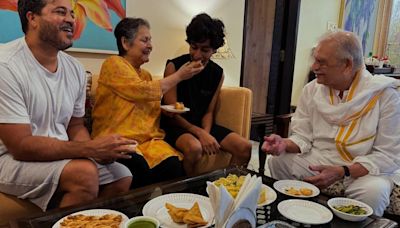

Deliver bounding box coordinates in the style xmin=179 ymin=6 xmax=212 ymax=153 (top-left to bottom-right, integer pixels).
xmin=174 ymin=102 xmax=185 ymax=110
xmin=60 ymin=213 xmax=122 ymax=228
xmin=165 ymin=202 xmax=207 ymax=227
xmin=165 ymin=203 xmax=189 ymax=223
xmin=300 ymin=187 xmax=313 ymax=196
xmin=285 ymin=187 xmax=313 ymax=196
xmin=213 ymin=174 xmax=267 ymax=204
xmin=258 ymin=187 xmax=266 ymax=204
xmin=333 ymin=204 xmax=368 ymax=215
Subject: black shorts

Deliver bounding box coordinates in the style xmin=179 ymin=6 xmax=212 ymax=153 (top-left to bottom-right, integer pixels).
xmin=163 ymin=124 xmax=233 ymax=147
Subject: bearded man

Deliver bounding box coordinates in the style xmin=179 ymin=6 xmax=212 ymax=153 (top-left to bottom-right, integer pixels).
xmin=0 ymin=0 xmax=136 ymax=211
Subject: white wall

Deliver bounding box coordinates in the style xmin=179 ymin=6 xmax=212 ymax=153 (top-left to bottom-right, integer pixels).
xmin=126 ymin=0 xmax=245 ymax=86
xmin=69 ymin=0 xmax=245 ymax=86
xmin=291 ymin=0 xmax=341 ymax=106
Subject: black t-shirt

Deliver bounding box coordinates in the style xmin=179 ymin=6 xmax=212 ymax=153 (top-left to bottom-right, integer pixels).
xmin=165 ymin=54 xmax=223 ymax=126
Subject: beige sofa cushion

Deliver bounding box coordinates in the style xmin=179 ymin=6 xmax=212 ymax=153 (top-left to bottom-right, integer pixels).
xmin=0 ymin=193 xmax=40 ymax=227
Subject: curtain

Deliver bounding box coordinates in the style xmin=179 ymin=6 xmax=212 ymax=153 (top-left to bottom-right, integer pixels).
xmin=372 ymin=0 xmax=393 ymax=58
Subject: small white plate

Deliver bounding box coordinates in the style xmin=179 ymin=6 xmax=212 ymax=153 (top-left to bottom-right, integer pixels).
xmin=52 ymin=209 xmax=128 ymax=228
xmin=278 ymin=199 xmax=333 ymax=225
xmin=142 ymin=193 xmax=213 ymax=228
xmin=161 ymin=105 xmax=190 ymax=113
xmin=258 ymin=184 xmax=277 ymax=207
xmin=273 ymin=180 xmax=320 ymax=198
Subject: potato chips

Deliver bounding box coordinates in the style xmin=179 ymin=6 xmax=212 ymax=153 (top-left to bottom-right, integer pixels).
xmin=285 ymin=187 xmax=313 ymax=196
xmin=214 ymin=174 xmax=267 ymax=204
xmin=60 ymin=213 xmax=122 ymax=228
xmin=165 ymin=202 xmax=208 ymax=227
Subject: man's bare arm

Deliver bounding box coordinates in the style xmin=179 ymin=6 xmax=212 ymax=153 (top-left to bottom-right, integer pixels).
xmin=67 ymin=117 xmax=91 ymax=142
xmin=0 ymin=122 xmax=136 ymax=162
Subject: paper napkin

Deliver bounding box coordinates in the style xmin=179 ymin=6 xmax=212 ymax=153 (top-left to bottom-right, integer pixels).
xmin=206 ymin=174 xmax=262 ymax=228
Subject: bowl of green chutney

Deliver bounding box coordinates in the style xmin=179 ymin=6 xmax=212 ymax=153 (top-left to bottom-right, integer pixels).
xmin=124 ymin=216 xmax=160 ymax=228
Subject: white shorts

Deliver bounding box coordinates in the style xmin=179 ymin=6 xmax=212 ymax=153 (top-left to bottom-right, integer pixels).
xmin=0 ymin=153 xmax=132 ymax=211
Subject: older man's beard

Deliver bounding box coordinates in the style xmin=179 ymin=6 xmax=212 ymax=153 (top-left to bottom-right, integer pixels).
xmin=39 ymin=20 xmax=73 ymax=51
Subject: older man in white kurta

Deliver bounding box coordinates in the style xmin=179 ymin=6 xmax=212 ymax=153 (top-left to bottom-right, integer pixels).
xmin=262 ymin=31 xmax=400 ymax=216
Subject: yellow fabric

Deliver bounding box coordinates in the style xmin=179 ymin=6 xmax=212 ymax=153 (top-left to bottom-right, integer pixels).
xmin=91 ymin=56 xmax=182 ymax=168
xmin=332 ymin=71 xmax=381 ymax=162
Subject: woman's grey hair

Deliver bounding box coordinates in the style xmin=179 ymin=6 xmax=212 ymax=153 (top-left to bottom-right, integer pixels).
xmin=318 ymin=30 xmax=364 ymax=71
xmin=114 ymin=17 xmax=150 ymax=56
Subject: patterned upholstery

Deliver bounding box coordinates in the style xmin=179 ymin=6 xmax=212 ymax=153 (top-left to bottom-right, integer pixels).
xmin=321 ymin=180 xmax=400 ymax=215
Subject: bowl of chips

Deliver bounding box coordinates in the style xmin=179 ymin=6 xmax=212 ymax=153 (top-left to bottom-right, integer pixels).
xmin=213 ymin=174 xmax=275 ymax=206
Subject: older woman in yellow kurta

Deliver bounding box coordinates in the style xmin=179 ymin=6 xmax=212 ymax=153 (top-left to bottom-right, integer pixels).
xmin=91 ymin=18 xmax=203 ymax=188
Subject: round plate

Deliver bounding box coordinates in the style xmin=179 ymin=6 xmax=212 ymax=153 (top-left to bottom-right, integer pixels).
xmin=258 ymin=184 xmax=277 ymax=207
xmin=52 ymin=209 xmax=128 ymax=228
xmin=161 ymin=105 xmax=190 ymax=113
xmin=273 ymin=180 xmax=320 ymax=198
xmin=278 ymin=199 xmax=333 ymax=225
xmin=142 ymin=193 xmax=213 ymax=228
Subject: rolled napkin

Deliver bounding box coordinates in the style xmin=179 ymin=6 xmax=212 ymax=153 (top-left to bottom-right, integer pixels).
xmin=207 ymin=174 xmax=262 ymax=228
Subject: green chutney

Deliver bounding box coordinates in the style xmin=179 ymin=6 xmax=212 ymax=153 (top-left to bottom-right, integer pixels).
xmin=127 ymin=220 xmax=157 ymax=228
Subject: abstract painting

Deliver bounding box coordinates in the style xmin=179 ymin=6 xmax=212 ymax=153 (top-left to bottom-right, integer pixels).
xmin=340 ymin=0 xmax=379 ymax=56
xmin=0 ymin=0 xmax=126 ymax=53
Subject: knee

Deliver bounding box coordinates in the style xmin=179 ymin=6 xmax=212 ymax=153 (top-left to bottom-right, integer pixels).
xmin=184 ymin=142 xmax=203 ymax=162
xmin=239 ymin=140 xmax=252 ymax=159
xmin=60 ymin=159 xmax=99 ymax=196
xmin=111 ymin=177 xmax=132 ymax=192
xmin=346 ymin=178 xmax=392 ymax=216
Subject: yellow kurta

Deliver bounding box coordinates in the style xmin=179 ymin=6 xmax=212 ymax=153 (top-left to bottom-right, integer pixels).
xmin=91 ymin=56 xmax=182 ymax=168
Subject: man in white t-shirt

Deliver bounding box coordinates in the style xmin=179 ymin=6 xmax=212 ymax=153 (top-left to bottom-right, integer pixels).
xmin=262 ymin=31 xmax=400 ymax=216
xmin=0 ymin=0 xmax=136 ymax=211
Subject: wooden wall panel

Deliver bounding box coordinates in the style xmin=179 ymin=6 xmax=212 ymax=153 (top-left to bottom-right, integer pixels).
xmin=241 ymin=0 xmax=276 ymax=114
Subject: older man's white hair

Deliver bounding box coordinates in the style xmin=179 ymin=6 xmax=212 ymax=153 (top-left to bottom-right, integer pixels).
xmin=318 ymin=30 xmax=364 ymax=71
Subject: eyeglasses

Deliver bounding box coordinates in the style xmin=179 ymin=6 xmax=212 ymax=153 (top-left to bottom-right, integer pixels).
xmin=312 ymin=58 xmax=344 ymax=69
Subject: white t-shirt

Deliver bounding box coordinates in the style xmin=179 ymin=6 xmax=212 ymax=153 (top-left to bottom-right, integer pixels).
xmin=0 ymin=38 xmax=86 ymax=155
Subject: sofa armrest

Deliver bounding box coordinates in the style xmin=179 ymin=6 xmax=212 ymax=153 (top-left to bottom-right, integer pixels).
xmin=215 ymin=87 xmax=252 ymax=139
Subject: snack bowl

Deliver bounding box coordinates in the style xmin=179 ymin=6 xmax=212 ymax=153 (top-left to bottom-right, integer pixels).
xmin=124 ymin=216 xmax=160 ymax=228
xmin=327 ymin=197 xmax=373 ymax=222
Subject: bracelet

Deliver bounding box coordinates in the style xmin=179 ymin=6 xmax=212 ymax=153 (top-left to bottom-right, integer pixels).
xmin=342 ymin=165 xmax=350 ymax=177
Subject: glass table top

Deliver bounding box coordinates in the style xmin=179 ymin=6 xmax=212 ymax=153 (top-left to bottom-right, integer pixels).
xmin=10 ymin=167 xmax=398 ymax=228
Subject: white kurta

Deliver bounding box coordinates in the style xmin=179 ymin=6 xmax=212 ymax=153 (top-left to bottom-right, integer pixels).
xmin=269 ymin=69 xmax=400 ymax=216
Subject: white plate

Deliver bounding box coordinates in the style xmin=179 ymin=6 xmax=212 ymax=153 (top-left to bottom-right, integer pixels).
xmin=258 ymin=184 xmax=277 ymax=207
xmin=278 ymin=199 xmax=333 ymax=225
xmin=273 ymin=180 xmax=320 ymax=198
xmin=161 ymin=105 xmax=190 ymax=113
xmin=142 ymin=193 xmax=213 ymax=228
xmin=52 ymin=209 xmax=128 ymax=228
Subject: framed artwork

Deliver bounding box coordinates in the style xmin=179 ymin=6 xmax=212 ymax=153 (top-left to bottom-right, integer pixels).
xmin=339 ymin=0 xmax=379 ymax=56
xmin=0 ymin=0 xmax=126 ymax=54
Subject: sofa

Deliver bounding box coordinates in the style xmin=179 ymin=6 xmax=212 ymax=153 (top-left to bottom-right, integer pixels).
xmin=0 ymin=74 xmax=253 ymax=226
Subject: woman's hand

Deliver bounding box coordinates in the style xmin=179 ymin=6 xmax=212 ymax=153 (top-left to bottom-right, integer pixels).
xmin=177 ymin=60 xmax=204 ymax=80
xmin=261 ymin=134 xmax=286 ymax=156
xmin=197 ymin=129 xmax=220 ymax=155
xmin=86 ymin=134 xmax=137 ymax=163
